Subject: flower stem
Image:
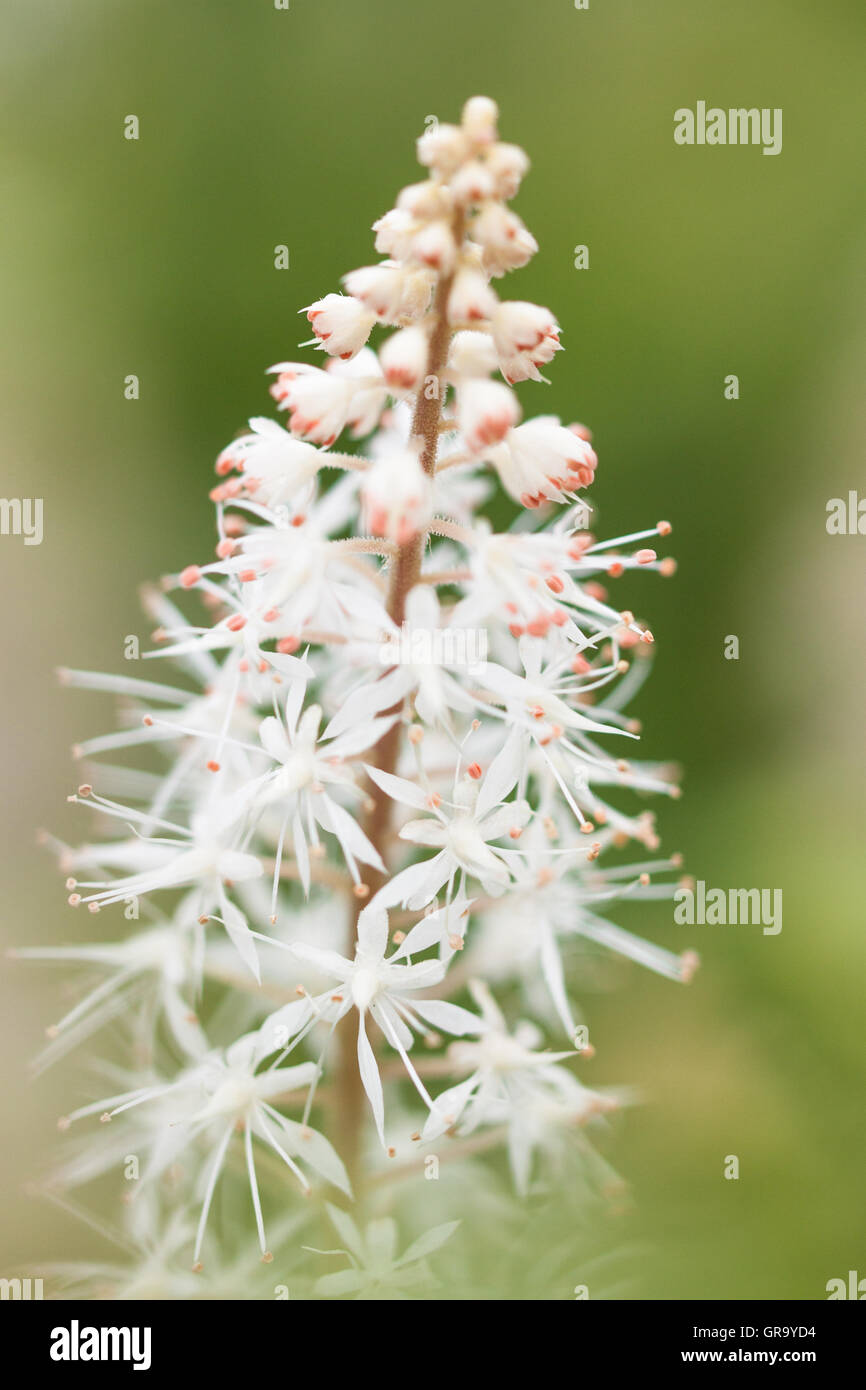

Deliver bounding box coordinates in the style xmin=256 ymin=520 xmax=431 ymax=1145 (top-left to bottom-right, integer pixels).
xmin=335 ymin=226 xmax=460 ymax=1181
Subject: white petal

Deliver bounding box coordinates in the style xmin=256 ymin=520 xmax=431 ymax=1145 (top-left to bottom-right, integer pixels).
xmin=324 ymin=667 xmax=410 ymax=738
xmin=283 ymin=665 xmax=310 ymax=736
xmin=477 ymin=799 xmax=531 ymax=841
xmin=323 ymin=713 xmax=397 ymax=760
xmin=391 ymin=908 xmax=447 ymax=960
xmin=317 ymin=797 xmax=386 ymax=873
xmin=356 ymin=901 xmax=389 ymax=959
xmin=411 ymin=998 xmax=484 ymax=1036
xmin=422 ymin=1074 xmax=480 ymax=1138
xmin=254 ymin=997 xmax=313 ymax=1064
xmin=539 ymin=921 xmax=576 ymax=1037
xmin=387 ymin=958 xmax=444 ymax=992
xmin=270 ymin=1115 xmax=351 ymax=1196
xmin=378 ymin=853 xmax=450 ymax=910
xmin=364 ymin=765 xmax=431 ymax=811
xmin=260 ymin=715 xmax=291 ymax=763
xmin=399 ymin=817 xmax=449 ymax=847
xmin=475 ymin=725 xmax=525 ymax=818
xmin=219 ymin=896 xmax=260 ymax=983
xmin=292 ymin=811 xmax=311 ymax=896
xmin=357 ymin=1015 xmax=386 ymax=1146
xmin=372 ymin=999 xmax=413 ymax=1052
xmin=290 ymin=941 xmax=353 ymax=978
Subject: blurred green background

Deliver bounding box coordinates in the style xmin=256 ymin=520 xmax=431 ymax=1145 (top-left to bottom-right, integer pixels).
xmin=1 ymin=0 xmax=864 ymax=1299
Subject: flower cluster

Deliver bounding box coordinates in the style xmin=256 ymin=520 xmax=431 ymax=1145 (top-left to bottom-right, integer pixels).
xmin=26 ymin=97 xmax=693 ymax=1296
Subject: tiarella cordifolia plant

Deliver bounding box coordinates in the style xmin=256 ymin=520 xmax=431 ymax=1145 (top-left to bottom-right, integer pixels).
xmin=26 ymin=97 xmax=696 ymax=1298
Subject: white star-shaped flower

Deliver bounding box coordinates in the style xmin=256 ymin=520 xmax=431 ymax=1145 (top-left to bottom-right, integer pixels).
xmin=257 ymin=900 xmax=482 ymax=1147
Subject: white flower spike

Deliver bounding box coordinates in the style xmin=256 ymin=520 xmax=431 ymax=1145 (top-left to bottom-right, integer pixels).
xmin=31 ymin=96 xmax=689 ymax=1285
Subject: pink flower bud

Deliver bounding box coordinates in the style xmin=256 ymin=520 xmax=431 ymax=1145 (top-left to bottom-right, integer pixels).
xmin=457 ymin=378 xmax=521 ymax=453
xmin=485 ymin=142 xmax=530 ymax=199
xmin=492 ymin=301 xmax=561 ymax=383
xmin=416 ymin=122 xmax=470 ymax=176
xmin=448 ymin=330 xmax=499 ymax=378
xmin=379 ymin=325 xmax=428 ymax=392
xmin=396 ymin=181 xmax=453 ymax=220
xmin=343 ymin=264 xmax=434 ymax=323
xmin=362 ymin=447 xmax=432 ymax=544
xmin=450 ymin=160 xmax=496 ymax=207
xmin=461 ymin=96 xmax=499 ymax=146
xmin=409 ymin=220 xmax=457 ymax=274
xmin=304 ymin=293 xmax=376 ymax=360
xmin=269 ymin=364 xmax=355 ymax=446
xmin=486 ymin=417 xmax=598 ymax=507
xmin=473 ymin=205 xmax=538 ymax=277
xmin=447 ymin=267 xmax=499 ymax=325
xmin=372 ymin=207 xmax=415 ymax=259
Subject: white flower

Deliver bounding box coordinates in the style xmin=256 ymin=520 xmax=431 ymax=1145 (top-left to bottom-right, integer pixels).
xmin=416 ymin=122 xmax=470 ymax=176
xmin=361 ymin=445 xmax=432 ymax=543
xmin=303 ymin=293 xmax=376 ymax=359
xmin=471 ymin=639 xmax=679 ymax=845
xmin=188 ymin=481 xmax=394 ymax=645
xmin=44 ymin=1206 xmax=311 ymax=1300
xmin=424 ymin=983 xmax=616 ymax=1193
xmin=44 ymin=96 xmax=685 ymax=1277
xmin=470 ymin=833 xmax=693 ymax=1034
xmin=269 ymin=352 xmax=387 ymax=445
xmin=461 ymin=95 xmax=499 ymax=143
xmin=59 ymin=1035 xmax=349 ymax=1265
xmin=472 ymin=204 xmax=538 ymax=278
xmin=491 ymin=300 xmax=561 ymax=384
xmin=214 ymin=417 xmax=322 ymax=509
xmin=450 ymin=159 xmax=496 ymax=207
xmin=259 ymin=900 xmax=483 ymax=1146
xmin=476 ymin=643 xmax=621 ymax=743
xmin=448 ymin=511 xmax=666 ymax=646
xmin=379 ymin=324 xmax=429 ymax=392
xmin=456 ymin=377 xmax=520 ymax=453
xmin=372 ymin=206 xmax=416 ymax=260
xmin=43 ymin=1210 xmax=208 ymax=1301
xmin=373 ymin=746 xmax=532 ymax=907
xmin=409 ymin=219 xmax=458 ymax=273
xmin=324 ymin=585 xmax=479 ymax=737
xmin=342 ymin=263 xmax=434 ymax=323
xmin=448 ymin=330 xmax=499 ymax=378
xmin=142 ymin=578 xmax=314 ymax=693
xmin=58 ymin=659 xmax=244 ymax=768
xmin=446 ymin=265 xmax=498 ymax=325
xmin=65 ymin=790 xmax=265 ymax=978
xmin=395 ymin=180 xmax=453 ymax=220
xmin=485 ymin=142 xmax=530 ymax=200
xmin=11 ymin=918 xmax=205 ymax=1069
xmin=237 ymin=680 xmax=390 ymax=900
xmin=269 ymin=364 xmax=355 ymax=446
xmin=484 ymin=415 xmax=598 ymax=507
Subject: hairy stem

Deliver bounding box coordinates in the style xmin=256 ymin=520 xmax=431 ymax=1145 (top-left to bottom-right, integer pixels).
xmin=335 ymin=226 xmax=461 ymax=1182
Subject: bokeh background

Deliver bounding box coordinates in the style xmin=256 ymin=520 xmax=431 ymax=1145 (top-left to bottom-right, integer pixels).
xmin=1 ymin=0 xmax=864 ymax=1299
